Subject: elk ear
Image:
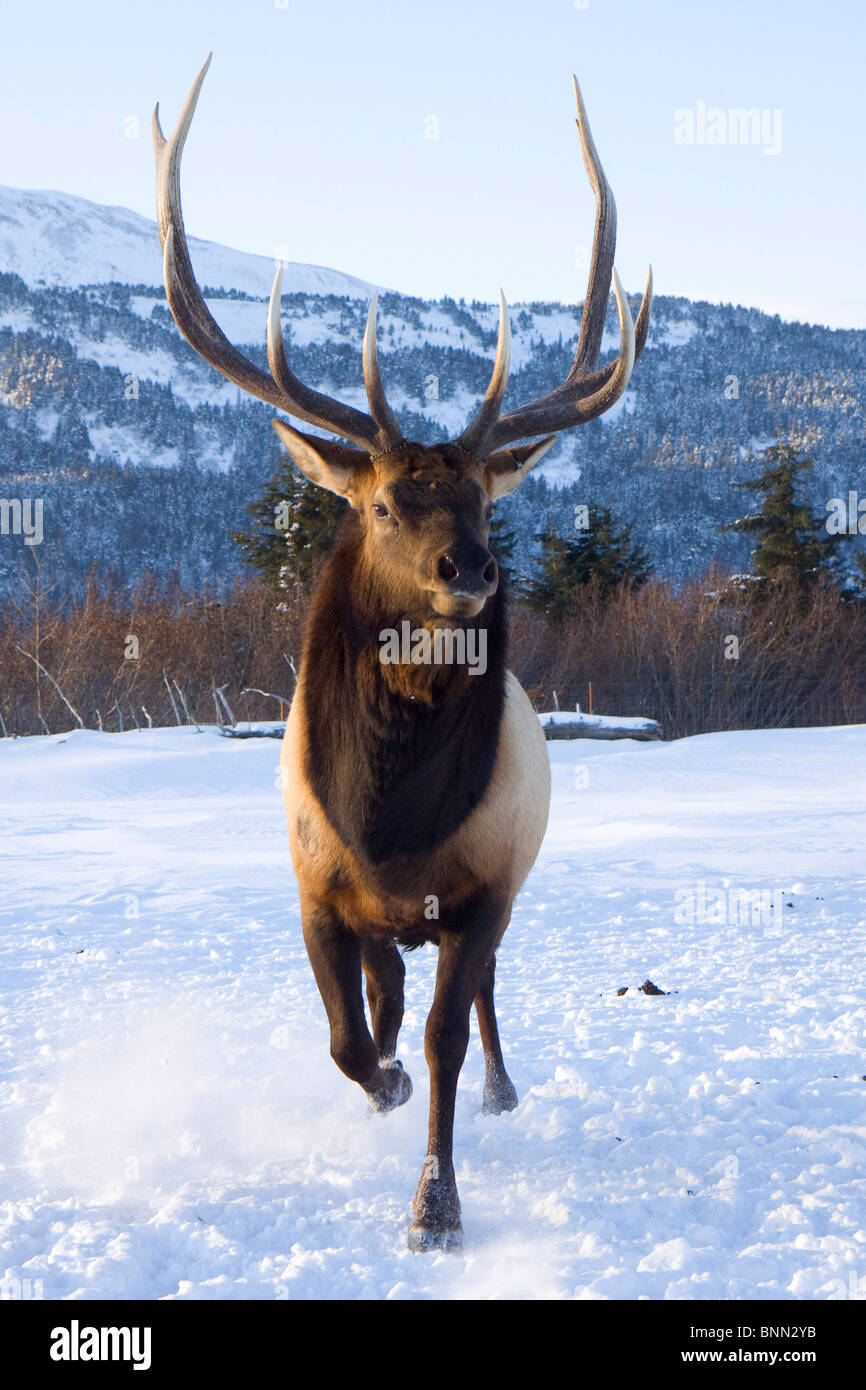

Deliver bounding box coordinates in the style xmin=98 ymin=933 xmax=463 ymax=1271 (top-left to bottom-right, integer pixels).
xmin=483 ymin=435 xmax=558 ymax=499
xmin=272 ymin=420 xmax=369 ymax=498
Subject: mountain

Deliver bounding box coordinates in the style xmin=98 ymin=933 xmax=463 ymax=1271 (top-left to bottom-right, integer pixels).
xmin=0 ymin=186 xmax=377 ymax=299
xmin=1 ymin=186 xmax=864 ymax=601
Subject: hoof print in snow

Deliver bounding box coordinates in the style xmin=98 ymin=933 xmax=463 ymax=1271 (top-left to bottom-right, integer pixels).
xmin=639 ymin=978 xmax=668 ymax=995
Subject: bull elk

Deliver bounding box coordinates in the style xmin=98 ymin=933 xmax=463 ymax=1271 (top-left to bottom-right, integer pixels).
xmin=153 ymin=55 xmax=651 ymax=1251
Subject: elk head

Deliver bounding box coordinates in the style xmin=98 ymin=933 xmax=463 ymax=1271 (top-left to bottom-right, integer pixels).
xmin=152 ymin=55 xmax=652 ymax=624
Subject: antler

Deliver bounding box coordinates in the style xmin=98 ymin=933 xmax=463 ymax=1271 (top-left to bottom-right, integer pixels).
xmin=154 ymin=59 xmax=651 ymax=468
xmin=152 ymin=54 xmax=403 ymax=456
xmin=457 ymin=75 xmax=652 ymax=458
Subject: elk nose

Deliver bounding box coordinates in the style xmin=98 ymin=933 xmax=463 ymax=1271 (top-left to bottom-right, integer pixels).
xmin=437 ymin=549 xmax=498 ymax=597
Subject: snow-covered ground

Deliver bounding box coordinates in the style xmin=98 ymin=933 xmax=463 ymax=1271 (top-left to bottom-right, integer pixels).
xmin=1 ymin=723 xmax=865 ymax=1301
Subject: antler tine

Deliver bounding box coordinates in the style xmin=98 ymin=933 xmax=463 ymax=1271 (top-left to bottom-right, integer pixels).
xmin=456 ymin=289 xmax=512 ymax=458
xmin=554 ymin=263 xmax=653 ymax=404
xmin=633 ymin=263 xmax=653 ymax=359
xmin=362 ymin=292 xmax=407 ymax=451
xmin=485 ymin=268 xmax=636 ymax=448
xmin=153 ymin=54 xmax=216 ymax=341
xmin=153 ymin=56 xmax=384 ymax=452
xmin=570 ymin=73 xmax=616 ymax=378
xmin=452 ymin=76 xmax=652 ymax=457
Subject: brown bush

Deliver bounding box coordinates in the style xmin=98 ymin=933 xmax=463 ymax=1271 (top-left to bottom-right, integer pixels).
xmin=509 ymin=573 xmax=866 ymax=738
xmin=0 ymin=569 xmax=306 ymax=737
xmin=1 ymin=566 xmax=863 ymax=740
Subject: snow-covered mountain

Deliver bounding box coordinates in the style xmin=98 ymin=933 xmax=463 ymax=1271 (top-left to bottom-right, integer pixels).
xmin=0 ymin=185 xmax=377 ymax=299
xmin=1 ymin=185 xmax=865 ymax=599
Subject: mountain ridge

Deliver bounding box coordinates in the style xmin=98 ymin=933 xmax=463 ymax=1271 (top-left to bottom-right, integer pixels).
xmin=0 ymin=184 xmax=379 ymax=300
xmin=1 ymin=185 xmax=864 ymax=600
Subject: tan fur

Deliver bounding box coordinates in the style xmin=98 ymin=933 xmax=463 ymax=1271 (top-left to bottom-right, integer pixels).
xmin=281 ymin=669 xmax=550 ymax=937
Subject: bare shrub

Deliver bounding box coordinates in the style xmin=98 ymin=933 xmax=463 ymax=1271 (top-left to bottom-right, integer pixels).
xmin=0 ymin=571 xmax=306 ymax=736
xmin=507 ymin=573 xmax=866 ymax=739
xmin=1 ymin=568 xmax=862 ymax=739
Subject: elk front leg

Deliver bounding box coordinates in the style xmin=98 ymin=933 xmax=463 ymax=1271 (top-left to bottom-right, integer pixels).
xmin=302 ymin=902 xmax=411 ymax=1114
xmin=475 ymin=952 xmax=518 ymax=1115
xmin=409 ymin=894 xmax=508 ymax=1252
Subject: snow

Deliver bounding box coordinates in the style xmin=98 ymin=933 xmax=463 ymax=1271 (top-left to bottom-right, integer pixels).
xmin=539 ymin=711 xmax=657 ymax=731
xmin=654 ymin=319 xmax=699 ymax=348
xmin=0 ymin=186 xmax=377 ymax=300
xmin=2 ymin=722 xmax=865 ymax=1301
xmin=86 ymin=425 xmax=181 ymax=471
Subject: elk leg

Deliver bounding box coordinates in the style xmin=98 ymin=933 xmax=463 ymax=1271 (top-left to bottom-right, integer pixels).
xmin=302 ymin=903 xmax=411 ymax=1114
xmin=361 ymin=937 xmax=406 ymax=1063
xmin=409 ymin=894 xmax=508 ymax=1252
xmin=475 ymin=953 xmax=518 ymax=1114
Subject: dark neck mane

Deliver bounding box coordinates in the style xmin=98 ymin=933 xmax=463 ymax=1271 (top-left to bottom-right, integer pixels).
xmin=299 ymin=517 xmax=508 ymax=864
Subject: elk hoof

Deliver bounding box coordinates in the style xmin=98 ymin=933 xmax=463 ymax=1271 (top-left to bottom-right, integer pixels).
xmin=482 ymin=1073 xmax=518 ymax=1114
xmin=368 ymin=1059 xmax=412 ymax=1114
xmin=409 ymin=1159 xmax=461 ymax=1250
xmin=408 ymin=1223 xmax=463 ymax=1253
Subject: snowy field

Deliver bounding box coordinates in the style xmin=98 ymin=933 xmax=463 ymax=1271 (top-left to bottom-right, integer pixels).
xmin=1 ymin=723 xmax=865 ymax=1301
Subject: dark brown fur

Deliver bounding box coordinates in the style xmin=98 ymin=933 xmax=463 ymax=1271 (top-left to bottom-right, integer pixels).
xmin=301 ymin=514 xmax=508 ymax=868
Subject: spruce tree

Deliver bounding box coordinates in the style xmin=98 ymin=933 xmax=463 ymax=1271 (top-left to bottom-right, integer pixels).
xmin=721 ymin=441 xmax=843 ymax=596
xmin=519 ymin=506 xmax=652 ymax=620
xmin=489 ymin=514 xmax=517 ymax=574
xmin=231 ymin=456 xmax=347 ymax=591
xmin=843 ymin=550 xmax=866 ymax=603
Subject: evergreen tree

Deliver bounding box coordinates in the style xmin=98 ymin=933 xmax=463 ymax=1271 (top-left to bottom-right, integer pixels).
xmin=519 ymin=506 xmax=652 ymax=620
xmin=489 ymin=514 xmax=517 ymax=574
xmin=53 ymin=406 xmax=92 ymax=465
xmin=842 ymin=550 xmax=866 ymax=604
xmin=231 ymin=456 xmax=346 ymax=591
xmin=721 ymin=441 xmax=844 ymax=596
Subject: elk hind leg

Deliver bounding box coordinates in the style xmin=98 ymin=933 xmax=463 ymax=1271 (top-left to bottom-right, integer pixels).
xmin=475 ymin=953 xmax=518 ymax=1115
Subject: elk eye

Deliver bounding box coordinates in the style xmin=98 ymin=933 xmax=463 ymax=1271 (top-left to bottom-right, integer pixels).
xmin=372 ymin=502 xmax=390 ymax=519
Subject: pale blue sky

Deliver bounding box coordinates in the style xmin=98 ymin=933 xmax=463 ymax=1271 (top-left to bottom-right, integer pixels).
xmin=1 ymin=0 xmax=864 ymax=326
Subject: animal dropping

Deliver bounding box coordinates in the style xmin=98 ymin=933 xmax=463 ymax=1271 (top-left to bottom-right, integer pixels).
xmin=153 ymin=54 xmax=651 ymax=1252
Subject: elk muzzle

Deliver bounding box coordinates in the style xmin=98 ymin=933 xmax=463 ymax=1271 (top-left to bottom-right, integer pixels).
xmin=427 ymin=544 xmax=498 ymax=618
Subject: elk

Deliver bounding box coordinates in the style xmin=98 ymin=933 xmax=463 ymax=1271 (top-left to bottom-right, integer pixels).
xmin=153 ymin=55 xmax=651 ymax=1251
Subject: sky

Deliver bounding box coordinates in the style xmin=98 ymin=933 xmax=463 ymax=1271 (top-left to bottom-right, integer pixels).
xmin=0 ymin=0 xmax=864 ymax=328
